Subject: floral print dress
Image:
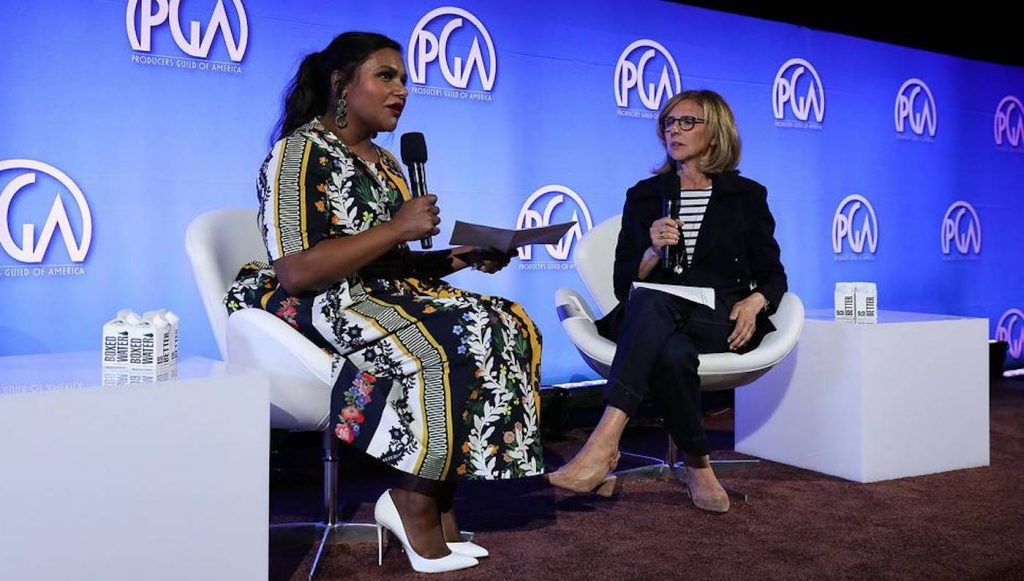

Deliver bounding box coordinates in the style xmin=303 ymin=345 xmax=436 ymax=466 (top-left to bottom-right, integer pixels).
xmin=225 ymin=119 xmax=543 ymax=481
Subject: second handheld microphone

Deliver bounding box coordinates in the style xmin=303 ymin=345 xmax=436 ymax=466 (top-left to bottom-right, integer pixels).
xmin=399 ymin=132 xmax=433 ymax=249
xmin=662 ymin=197 xmax=679 ymax=271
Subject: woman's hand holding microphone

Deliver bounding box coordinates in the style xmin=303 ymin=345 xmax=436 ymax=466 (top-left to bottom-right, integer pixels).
xmin=649 ymin=216 xmax=681 ymax=252
xmin=388 ymin=195 xmax=441 ymax=242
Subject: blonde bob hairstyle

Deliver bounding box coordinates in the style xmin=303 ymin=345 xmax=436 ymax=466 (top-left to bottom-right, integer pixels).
xmin=655 ymin=89 xmax=741 ymax=175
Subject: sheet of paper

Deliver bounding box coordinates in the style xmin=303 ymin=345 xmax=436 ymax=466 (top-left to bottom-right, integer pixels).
xmin=449 ymin=220 xmax=575 ymax=253
xmin=632 ymin=282 xmax=716 ymax=310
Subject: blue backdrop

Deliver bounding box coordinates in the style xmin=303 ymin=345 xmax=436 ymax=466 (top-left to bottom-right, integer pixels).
xmin=1 ymin=0 xmax=1022 ymax=379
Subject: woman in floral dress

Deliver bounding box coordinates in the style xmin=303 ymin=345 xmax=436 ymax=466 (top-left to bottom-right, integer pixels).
xmin=225 ymin=32 xmax=542 ymax=572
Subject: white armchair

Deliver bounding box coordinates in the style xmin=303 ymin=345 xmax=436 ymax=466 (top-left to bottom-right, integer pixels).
xmin=185 ymin=208 xmax=374 ymax=580
xmin=554 ymin=214 xmax=804 ymax=497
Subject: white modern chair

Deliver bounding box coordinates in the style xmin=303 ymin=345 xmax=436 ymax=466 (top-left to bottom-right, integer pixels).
xmin=554 ymin=214 xmax=804 ymax=498
xmin=185 ymin=208 xmax=374 ymax=580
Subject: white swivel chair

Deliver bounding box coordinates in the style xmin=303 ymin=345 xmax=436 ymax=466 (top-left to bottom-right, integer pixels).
xmin=185 ymin=208 xmax=374 ymax=580
xmin=554 ymin=214 xmax=804 ymax=498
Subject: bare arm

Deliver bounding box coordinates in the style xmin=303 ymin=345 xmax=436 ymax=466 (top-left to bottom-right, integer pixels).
xmin=273 ymin=222 xmax=400 ymax=295
xmin=274 ymin=195 xmax=441 ymax=295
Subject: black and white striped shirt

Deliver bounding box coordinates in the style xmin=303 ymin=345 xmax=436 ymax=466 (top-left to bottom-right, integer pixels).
xmin=677 ymin=187 xmax=712 ymax=266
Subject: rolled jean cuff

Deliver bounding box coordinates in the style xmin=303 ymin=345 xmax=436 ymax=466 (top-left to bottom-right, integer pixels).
xmin=603 ymin=377 xmax=646 ymax=417
xmin=672 ymin=434 xmax=709 ymax=457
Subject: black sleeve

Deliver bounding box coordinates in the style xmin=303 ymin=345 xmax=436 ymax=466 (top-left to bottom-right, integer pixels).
xmin=404 ymin=249 xmax=458 ymax=279
xmin=744 ymin=185 xmax=787 ymax=314
xmin=612 ymin=190 xmax=651 ymax=301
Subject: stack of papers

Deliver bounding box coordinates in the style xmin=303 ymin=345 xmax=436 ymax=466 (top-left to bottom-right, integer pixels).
xmin=632 ymin=282 xmax=716 ymax=310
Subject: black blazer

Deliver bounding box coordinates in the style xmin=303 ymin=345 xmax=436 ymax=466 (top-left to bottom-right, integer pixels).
xmin=598 ymin=170 xmax=787 ymax=344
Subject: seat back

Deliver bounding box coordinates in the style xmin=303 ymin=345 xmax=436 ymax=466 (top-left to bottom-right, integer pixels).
xmin=184 ymin=208 xmax=264 ymax=359
xmin=575 ymin=214 xmax=622 ymax=316
xmin=564 ymin=212 xmax=804 ymax=390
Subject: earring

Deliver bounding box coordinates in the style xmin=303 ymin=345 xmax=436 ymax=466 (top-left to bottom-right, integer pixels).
xmin=335 ymin=94 xmax=348 ymax=128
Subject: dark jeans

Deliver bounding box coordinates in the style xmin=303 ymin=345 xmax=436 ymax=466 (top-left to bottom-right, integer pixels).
xmin=598 ymin=288 xmax=752 ymax=457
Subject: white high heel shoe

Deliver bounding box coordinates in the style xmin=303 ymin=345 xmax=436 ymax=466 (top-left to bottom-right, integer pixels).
xmin=447 ymin=541 xmax=489 ymax=558
xmin=375 ymin=489 xmax=479 ymax=573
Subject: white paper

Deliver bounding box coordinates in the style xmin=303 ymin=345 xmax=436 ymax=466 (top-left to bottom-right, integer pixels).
xmin=631 ymin=282 xmax=716 ymax=310
xmin=449 ymin=220 xmax=575 ymax=253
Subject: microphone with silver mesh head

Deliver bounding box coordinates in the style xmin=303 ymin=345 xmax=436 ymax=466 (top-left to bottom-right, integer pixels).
xmin=399 ymin=132 xmax=433 ymax=249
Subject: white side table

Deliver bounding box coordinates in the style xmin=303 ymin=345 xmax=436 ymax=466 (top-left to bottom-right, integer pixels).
xmin=0 ymin=352 xmax=270 ymax=581
xmin=735 ymin=311 xmax=989 ymax=483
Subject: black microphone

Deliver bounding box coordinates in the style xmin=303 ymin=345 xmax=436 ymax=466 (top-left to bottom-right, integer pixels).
xmin=662 ymin=197 xmax=679 ymax=271
xmin=400 ymin=132 xmax=433 ymax=249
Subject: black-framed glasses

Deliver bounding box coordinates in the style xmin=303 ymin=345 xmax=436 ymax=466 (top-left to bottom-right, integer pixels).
xmin=662 ymin=115 xmax=705 ymax=132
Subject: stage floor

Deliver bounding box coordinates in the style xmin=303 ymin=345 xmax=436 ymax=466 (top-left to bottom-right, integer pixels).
xmin=267 ymin=377 xmax=1024 ymax=580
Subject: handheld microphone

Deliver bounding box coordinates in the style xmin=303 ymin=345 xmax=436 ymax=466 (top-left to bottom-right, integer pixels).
xmin=399 ymin=132 xmax=433 ymax=249
xmin=662 ymin=197 xmax=679 ymax=271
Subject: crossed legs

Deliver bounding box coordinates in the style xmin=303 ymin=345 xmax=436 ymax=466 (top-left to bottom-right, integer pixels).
xmin=550 ymin=289 xmax=730 ymax=510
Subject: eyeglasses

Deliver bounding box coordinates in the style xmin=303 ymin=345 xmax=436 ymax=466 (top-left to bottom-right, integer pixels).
xmin=662 ymin=115 xmax=706 ymax=132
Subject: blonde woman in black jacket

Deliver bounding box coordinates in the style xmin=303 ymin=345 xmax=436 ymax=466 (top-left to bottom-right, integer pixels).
xmin=548 ymin=90 xmax=787 ymax=513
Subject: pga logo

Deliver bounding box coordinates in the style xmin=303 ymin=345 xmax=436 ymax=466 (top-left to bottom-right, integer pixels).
xmin=408 ymin=6 xmax=496 ymax=91
xmin=996 ymin=309 xmax=1024 ymax=359
xmin=516 ymin=185 xmax=593 ymax=261
xmin=832 ymin=194 xmax=878 ymax=255
xmin=614 ymin=40 xmax=681 ymax=111
xmin=994 ymin=96 xmax=1024 ymax=147
xmin=895 ymin=78 xmax=937 ymax=137
xmin=0 ymin=160 xmax=92 ymax=263
xmin=940 ymin=201 xmax=981 ymax=255
xmin=126 ymin=0 xmax=248 ymax=62
xmin=772 ymin=57 xmax=825 ymax=124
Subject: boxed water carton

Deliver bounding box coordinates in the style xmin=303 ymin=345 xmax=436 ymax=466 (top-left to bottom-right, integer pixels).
xmin=102 ymin=308 xmax=180 ymax=372
xmin=834 ymin=283 xmax=856 ymax=322
xmin=143 ymin=310 xmax=173 ymax=366
xmin=127 ymin=314 xmax=159 ymax=368
xmin=164 ymin=310 xmax=180 ymax=362
xmin=834 ymin=282 xmax=878 ymax=323
xmin=853 ymin=282 xmax=878 ymax=324
xmin=101 ymin=309 xmax=139 ymax=368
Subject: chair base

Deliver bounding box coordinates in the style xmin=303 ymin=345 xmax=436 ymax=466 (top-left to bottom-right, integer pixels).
xmin=271 ymin=522 xmax=477 ymax=580
xmin=271 ymin=522 xmax=377 ymax=581
xmin=615 ymin=452 xmax=758 ymax=502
